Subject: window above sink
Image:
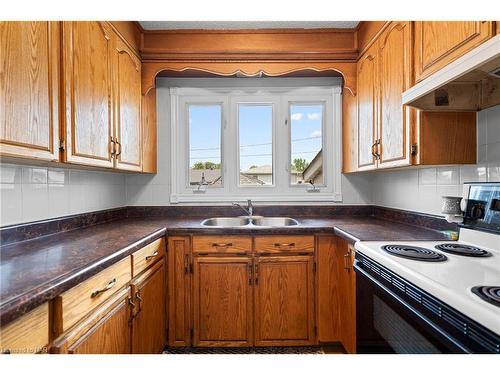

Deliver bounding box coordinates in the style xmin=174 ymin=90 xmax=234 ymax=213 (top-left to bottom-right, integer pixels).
xmin=169 ymin=78 xmax=343 ymax=203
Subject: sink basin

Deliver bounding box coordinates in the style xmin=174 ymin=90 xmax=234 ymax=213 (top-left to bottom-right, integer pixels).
xmin=252 ymin=217 xmax=299 ymax=227
xmin=200 ymin=216 xmax=299 ymax=228
xmin=200 ymin=217 xmax=251 ymax=227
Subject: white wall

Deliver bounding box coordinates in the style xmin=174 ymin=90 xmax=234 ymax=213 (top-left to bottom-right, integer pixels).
xmin=371 ymin=105 xmax=500 ymax=215
xmin=0 ymin=164 xmax=126 ymax=226
xmin=124 ymin=81 xmax=373 ymax=207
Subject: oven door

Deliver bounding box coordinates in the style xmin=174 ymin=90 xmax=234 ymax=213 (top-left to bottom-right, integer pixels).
xmin=354 ymin=258 xmax=468 ymax=354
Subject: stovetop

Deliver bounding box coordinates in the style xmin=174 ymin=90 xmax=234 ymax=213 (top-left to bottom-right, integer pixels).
xmin=355 ymin=228 xmax=500 ymax=336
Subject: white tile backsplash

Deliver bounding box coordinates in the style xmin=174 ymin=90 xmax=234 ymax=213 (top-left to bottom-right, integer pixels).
xmin=0 ymin=163 xmax=127 ymax=226
xmin=372 ymin=104 xmax=500 ymax=215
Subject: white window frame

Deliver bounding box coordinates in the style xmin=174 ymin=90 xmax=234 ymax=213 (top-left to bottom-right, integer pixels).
xmin=170 ymin=80 xmax=342 ymax=203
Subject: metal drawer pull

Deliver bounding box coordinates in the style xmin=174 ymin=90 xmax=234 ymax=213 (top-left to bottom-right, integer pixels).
xmin=274 ymin=242 xmax=295 ymax=247
xmin=212 ymin=243 xmax=233 ymax=247
xmin=145 ymin=250 xmax=159 ymax=261
xmin=91 ymin=278 xmax=116 ymax=298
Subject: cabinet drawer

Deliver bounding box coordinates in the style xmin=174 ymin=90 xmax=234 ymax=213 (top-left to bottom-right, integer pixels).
xmin=192 ymin=236 xmax=252 ymax=254
xmin=0 ymin=303 xmax=49 ymax=354
xmin=255 ymin=236 xmax=314 ymax=254
xmin=132 ymin=238 xmax=165 ymax=277
xmin=56 ymin=257 xmax=131 ymax=332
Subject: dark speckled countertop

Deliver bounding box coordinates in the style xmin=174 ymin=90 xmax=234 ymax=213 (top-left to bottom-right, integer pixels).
xmin=0 ymin=214 xmax=449 ymax=326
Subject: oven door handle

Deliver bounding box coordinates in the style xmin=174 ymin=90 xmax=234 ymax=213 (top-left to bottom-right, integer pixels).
xmin=353 ymin=259 xmax=471 ymax=353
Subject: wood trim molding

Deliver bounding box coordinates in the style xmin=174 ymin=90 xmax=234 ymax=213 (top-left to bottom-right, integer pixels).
xmin=356 ymin=21 xmax=390 ymax=58
xmin=140 ymin=28 xmax=358 ymax=61
xmin=141 ymin=61 xmax=357 ymax=96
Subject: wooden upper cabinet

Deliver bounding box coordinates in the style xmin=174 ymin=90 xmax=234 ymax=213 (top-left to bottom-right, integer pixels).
xmin=131 ymin=260 xmax=167 ymax=353
xmin=113 ymin=35 xmax=142 ymax=171
xmin=0 ymin=21 xmax=60 ymax=161
xmin=356 ymin=42 xmax=378 ymax=170
xmin=192 ymin=257 xmax=253 ymax=347
xmin=61 ymin=21 xmax=114 ymax=168
xmin=414 ymin=21 xmax=494 ymax=82
xmin=254 ymin=255 xmax=315 ymax=346
xmin=377 ymin=21 xmax=412 ymax=169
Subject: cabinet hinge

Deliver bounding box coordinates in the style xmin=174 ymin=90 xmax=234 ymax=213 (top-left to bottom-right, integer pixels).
xmin=411 ymin=144 xmax=418 ymax=156
xmin=59 ymin=139 xmax=65 ymax=152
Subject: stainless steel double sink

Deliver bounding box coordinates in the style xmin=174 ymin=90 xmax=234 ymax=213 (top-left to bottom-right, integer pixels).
xmin=201 ymin=216 xmax=299 ymax=228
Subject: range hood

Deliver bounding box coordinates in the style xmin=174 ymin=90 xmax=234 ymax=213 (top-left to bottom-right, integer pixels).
xmin=403 ymin=35 xmax=500 ymax=111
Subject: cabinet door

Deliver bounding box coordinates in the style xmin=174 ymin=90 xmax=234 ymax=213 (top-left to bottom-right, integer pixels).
xmin=62 ymin=21 xmax=114 ymax=168
xmin=378 ymin=21 xmax=412 ymax=169
xmin=316 ymin=236 xmax=342 ymax=343
xmin=113 ymin=35 xmax=142 ymax=171
xmin=340 ymin=243 xmax=356 ymax=354
xmin=192 ymin=257 xmax=253 ymax=347
xmin=167 ymin=236 xmax=191 ymax=346
xmin=254 ymin=256 xmax=315 ymax=346
xmin=131 ymin=260 xmax=166 ymax=353
xmin=357 ymin=42 xmax=378 ymax=170
xmin=316 ymin=236 xmax=356 ymax=352
xmin=415 ymin=21 xmax=494 ymax=82
xmin=0 ymin=21 xmax=59 ymax=161
xmin=52 ymin=288 xmax=132 ymax=354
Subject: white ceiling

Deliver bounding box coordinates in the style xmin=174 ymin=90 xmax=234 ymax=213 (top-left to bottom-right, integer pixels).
xmin=139 ymin=21 xmax=359 ymax=30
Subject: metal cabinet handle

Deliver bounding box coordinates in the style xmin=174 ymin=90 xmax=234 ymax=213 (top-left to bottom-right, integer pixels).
xmin=128 ymin=296 xmax=136 ymax=309
xmin=371 ymin=141 xmax=377 ymax=158
xmin=254 ymin=263 xmax=259 ymax=285
xmin=184 ymin=254 xmax=190 ymax=274
xmin=90 ymin=278 xmax=116 ymax=298
xmin=145 ymin=250 xmax=159 ymax=261
xmin=248 ymin=264 xmax=253 ymax=285
xmin=274 ymin=242 xmax=295 ymax=248
xmin=116 ymin=139 xmax=122 ymax=157
xmin=135 ymin=291 xmax=143 ymax=315
xmin=375 ymin=139 xmax=381 ymax=160
xmin=110 ymin=137 xmax=116 ymax=158
xmin=212 ymin=243 xmax=233 ymax=248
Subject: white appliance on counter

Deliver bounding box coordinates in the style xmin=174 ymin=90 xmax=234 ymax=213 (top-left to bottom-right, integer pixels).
xmin=354 ymin=182 xmax=500 ymax=353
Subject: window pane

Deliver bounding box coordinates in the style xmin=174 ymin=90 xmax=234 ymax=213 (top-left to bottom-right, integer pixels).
xmin=290 ymin=104 xmax=324 ymax=185
xmin=239 ymin=104 xmax=273 ymax=186
xmin=189 ymin=104 xmax=222 ymax=187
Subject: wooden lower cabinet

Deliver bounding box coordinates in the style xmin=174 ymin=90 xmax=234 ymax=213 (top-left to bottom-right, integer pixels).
xmin=192 ymin=257 xmax=253 ymax=347
xmin=167 ymin=236 xmax=191 ymax=346
xmin=52 ymin=288 xmax=132 ymax=354
xmin=131 ymin=260 xmax=167 ymax=353
xmin=254 ymin=256 xmax=315 ymax=346
xmin=0 ymin=303 xmax=49 ymax=354
xmin=316 ymin=236 xmax=356 ymax=353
